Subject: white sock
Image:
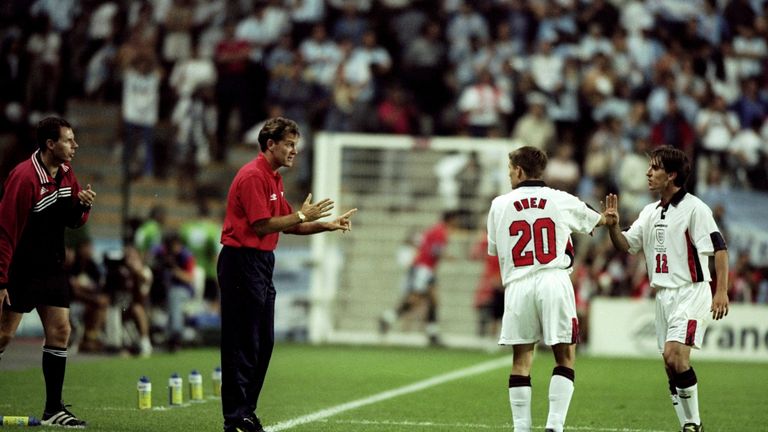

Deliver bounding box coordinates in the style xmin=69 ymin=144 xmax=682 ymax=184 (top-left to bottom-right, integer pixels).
xmin=508 ymin=385 xmax=532 ymax=432
xmin=140 ymin=337 xmax=152 ymax=355
xmin=426 ymin=323 xmax=439 ymax=337
xmin=670 ymin=393 xmax=686 ymax=427
xmin=677 ymin=383 xmax=700 ymax=425
xmin=545 ymin=374 xmax=574 ymax=432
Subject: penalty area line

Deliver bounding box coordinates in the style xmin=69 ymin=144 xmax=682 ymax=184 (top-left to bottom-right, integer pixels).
xmin=266 ymin=356 xmax=511 ymax=432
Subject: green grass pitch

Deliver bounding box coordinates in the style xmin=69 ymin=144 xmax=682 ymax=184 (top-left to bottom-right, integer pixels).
xmin=1 ymin=344 xmax=766 ymax=431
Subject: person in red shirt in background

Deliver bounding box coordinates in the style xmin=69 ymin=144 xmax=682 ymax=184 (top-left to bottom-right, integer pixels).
xmin=379 ymin=210 xmax=464 ymax=346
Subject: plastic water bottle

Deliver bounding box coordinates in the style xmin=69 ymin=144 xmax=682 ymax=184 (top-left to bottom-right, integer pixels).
xmin=211 ymin=366 xmax=222 ymax=397
xmin=137 ymin=376 xmax=152 ymax=410
xmin=188 ymin=369 xmax=203 ymax=401
xmin=168 ymin=373 xmax=183 ymax=406
xmin=0 ymin=416 xmax=41 ymax=426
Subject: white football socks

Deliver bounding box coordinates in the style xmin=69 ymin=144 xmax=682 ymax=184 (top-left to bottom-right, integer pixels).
xmin=677 ymin=383 xmax=700 ymax=425
xmin=670 ymin=393 xmax=686 ymax=427
xmin=508 ymin=385 xmax=532 ymax=432
xmin=545 ymin=369 xmax=575 ymax=432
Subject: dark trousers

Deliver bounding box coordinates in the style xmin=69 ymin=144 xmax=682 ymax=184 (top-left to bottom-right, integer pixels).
xmin=218 ymin=246 xmax=276 ymax=426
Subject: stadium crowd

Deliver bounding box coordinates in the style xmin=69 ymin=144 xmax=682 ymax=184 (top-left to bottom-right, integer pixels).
xmin=2 ymin=0 xmax=768 ymax=353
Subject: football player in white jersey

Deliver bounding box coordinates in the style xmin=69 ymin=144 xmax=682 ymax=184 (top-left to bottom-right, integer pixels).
xmin=487 ymin=146 xmax=607 ymax=432
xmin=604 ymin=145 xmax=729 ymax=432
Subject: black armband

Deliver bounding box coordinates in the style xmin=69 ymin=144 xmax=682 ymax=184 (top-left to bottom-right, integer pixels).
xmin=711 ymin=232 xmax=727 ymax=251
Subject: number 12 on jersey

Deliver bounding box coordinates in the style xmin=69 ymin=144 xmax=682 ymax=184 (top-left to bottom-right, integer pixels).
xmin=655 ymin=253 xmax=669 ymax=273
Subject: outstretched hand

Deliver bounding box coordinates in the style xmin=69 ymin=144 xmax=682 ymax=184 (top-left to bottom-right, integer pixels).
xmin=603 ymin=193 xmax=620 ymax=227
xmin=300 ymin=193 xmax=335 ymax=222
xmin=329 ymin=208 xmax=358 ymax=232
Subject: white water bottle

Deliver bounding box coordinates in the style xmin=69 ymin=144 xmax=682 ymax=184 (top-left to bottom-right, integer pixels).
xmin=137 ymin=376 xmax=152 ymax=410
xmin=168 ymin=373 xmax=183 ymax=406
xmin=189 ymin=370 xmax=203 ymax=401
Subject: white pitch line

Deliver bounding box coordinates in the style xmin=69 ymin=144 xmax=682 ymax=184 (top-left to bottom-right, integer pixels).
xmin=266 ymin=356 xmax=512 ymax=432
xmin=322 ymin=419 xmax=668 ymax=432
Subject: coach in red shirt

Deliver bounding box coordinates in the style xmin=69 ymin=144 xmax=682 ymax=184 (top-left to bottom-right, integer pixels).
xmin=218 ymin=117 xmax=356 ymax=432
xmin=0 ymin=117 xmax=95 ymax=427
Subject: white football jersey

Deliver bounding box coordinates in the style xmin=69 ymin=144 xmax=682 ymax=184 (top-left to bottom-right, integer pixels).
xmin=622 ymin=190 xmax=725 ymax=289
xmin=487 ymin=181 xmax=602 ymax=286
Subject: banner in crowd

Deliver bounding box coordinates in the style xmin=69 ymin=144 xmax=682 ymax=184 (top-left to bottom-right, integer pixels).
xmin=589 ymin=298 xmax=768 ymax=362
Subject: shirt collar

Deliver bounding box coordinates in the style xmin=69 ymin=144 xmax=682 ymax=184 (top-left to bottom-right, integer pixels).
xmin=516 ymin=180 xmax=547 ymax=188
xmin=657 ymin=188 xmax=687 ymax=208
xmin=32 ymin=150 xmax=70 ymax=185
xmin=256 ymin=153 xmax=280 ymax=179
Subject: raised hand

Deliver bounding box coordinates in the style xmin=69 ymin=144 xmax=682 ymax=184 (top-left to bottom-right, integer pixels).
xmin=603 ymin=193 xmax=620 ymax=227
xmin=300 ymin=193 xmax=335 ymax=222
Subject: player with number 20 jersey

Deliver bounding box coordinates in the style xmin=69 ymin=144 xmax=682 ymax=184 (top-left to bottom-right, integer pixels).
xmin=488 ymin=181 xmax=602 ymax=347
xmin=486 ymin=146 xmax=606 ymax=432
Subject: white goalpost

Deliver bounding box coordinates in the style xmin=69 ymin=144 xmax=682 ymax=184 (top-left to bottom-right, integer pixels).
xmin=308 ymin=132 xmax=521 ymax=348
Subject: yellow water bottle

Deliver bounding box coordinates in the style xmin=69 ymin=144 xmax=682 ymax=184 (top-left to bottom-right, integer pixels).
xmin=137 ymin=376 xmax=152 ymax=410
xmin=212 ymin=366 xmax=222 ymax=397
xmin=168 ymin=373 xmax=183 ymax=406
xmin=189 ymin=370 xmax=203 ymax=401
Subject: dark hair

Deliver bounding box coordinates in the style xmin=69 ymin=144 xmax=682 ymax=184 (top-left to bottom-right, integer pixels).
xmin=649 ymin=145 xmax=690 ymax=187
xmin=36 ymin=117 xmax=72 ymax=151
xmin=257 ymin=117 xmax=300 ymax=152
xmin=509 ymin=146 xmax=547 ymax=179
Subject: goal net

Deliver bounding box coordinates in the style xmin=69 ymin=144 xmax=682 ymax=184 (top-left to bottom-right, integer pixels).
xmin=308 ymin=132 xmax=521 ymax=348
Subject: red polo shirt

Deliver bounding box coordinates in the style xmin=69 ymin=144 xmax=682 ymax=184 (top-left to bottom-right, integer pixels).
xmin=220 ymin=153 xmax=293 ymax=251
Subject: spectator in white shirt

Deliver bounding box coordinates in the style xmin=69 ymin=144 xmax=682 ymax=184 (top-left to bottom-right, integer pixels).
xmin=696 ymin=94 xmax=740 ymax=165
xmin=529 ymin=39 xmax=564 ymax=94
xmin=458 ymin=69 xmax=513 ymax=137
xmin=731 ymin=25 xmax=767 ymax=80
xmin=729 ymin=118 xmax=766 ymax=188
xmin=122 ymin=53 xmax=162 ymax=179
xmin=300 ymin=24 xmax=342 ymax=93
xmin=236 ymin=2 xmax=290 ymax=63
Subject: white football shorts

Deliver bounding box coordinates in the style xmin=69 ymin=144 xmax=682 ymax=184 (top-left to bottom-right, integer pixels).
xmin=655 ymin=282 xmax=713 ymax=351
xmin=498 ymin=269 xmax=579 ymax=346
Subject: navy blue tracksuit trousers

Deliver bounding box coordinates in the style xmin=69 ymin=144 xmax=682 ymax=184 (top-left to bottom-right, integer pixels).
xmin=217 ymin=246 xmax=276 ymax=427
